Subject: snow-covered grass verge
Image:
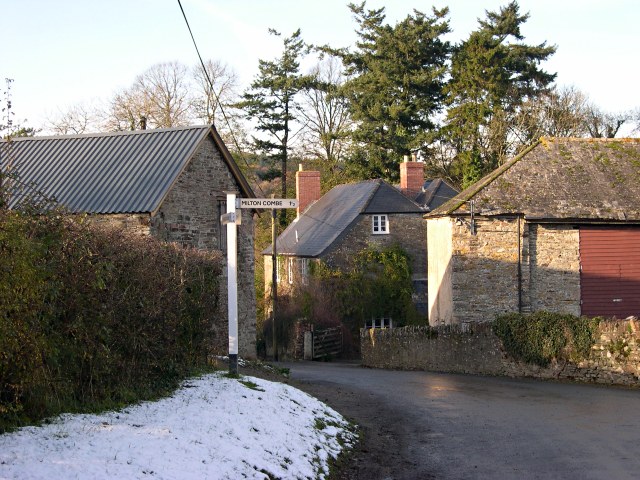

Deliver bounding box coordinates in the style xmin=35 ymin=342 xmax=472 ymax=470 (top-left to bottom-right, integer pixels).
xmin=0 ymin=373 xmax=357 ymax=479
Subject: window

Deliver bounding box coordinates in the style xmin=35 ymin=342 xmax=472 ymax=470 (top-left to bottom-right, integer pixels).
xmin=372 ymin=214 xmax=389 ymax=234
xmin=288 ymin=257 xmax=294 ymax=284
xmin=276 ymin=256 xmax=281 ymax=283
xmin=365 ymin=317 xmax=393 ymax=329
xmin=217 ymin=200 xmax=227 ymax=252
xmin=299 ymin=258 xmax=309 ymax=285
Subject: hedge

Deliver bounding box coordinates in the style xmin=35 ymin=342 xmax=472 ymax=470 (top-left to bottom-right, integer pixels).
xmin=493 ymin=311 xmax=601 ymax=367
xmin=0 ymin=210 xmax=222 ymax=432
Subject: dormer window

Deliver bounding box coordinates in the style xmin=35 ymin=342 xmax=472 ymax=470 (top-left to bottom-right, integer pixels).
xmin=372 ymin=214 xmax=389 ymax=234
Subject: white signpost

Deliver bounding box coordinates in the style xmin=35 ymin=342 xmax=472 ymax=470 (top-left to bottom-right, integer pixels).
xmin=222 ymin=194 xmax=298 ymax=374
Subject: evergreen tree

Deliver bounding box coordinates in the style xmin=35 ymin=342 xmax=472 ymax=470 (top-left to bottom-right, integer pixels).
xmin=445 ymin=1 xmax=556 ymax=187
xmin=331 ymin=3 xmax=451 ymax=182
xmin=239 ymin=29 xmax=310 ymax=224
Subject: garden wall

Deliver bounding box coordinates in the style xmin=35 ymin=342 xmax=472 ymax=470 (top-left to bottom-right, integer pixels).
xmin=361 ymin=318 xmax=640 ymax=386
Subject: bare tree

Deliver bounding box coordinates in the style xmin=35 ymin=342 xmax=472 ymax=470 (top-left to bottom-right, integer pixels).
xmin=192 ymin=59 xmax=247 ymax=146
xmin=585 ymin=105 xmax=630 ymax=138
xmin=104 ymin=62 xmax=193 ymax=131
xmin=513 ymin=86 xmax=590 ymax=143
xmin=632 ymin=107 xmax=640 ymax=135
xmin=45 ymin=101 xmax=103 ymax=135
xmin=192 ymin=60 xmax=239 ymax=124
xmin=298 ymin=57 xmax=352 ymax=170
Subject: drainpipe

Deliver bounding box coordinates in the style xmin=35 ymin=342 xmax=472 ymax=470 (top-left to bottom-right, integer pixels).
xmin=517 ymin=215 xmax=522 ymax=313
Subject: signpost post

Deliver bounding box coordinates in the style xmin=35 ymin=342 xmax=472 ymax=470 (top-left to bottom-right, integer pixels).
xmin=222 ymin=197 xmax=297 ymax=374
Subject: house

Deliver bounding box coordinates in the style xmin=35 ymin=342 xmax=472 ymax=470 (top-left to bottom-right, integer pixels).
xmin=264 ymin=160 xmax=458 ymax=319
xmin=426 ymin=137 xmax=640 ymax=326
xmin=0 ymin=125 xmax=257 ymax=358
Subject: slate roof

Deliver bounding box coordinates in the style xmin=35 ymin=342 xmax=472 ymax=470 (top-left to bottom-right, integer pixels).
xmin=0 ymin=125 xmax=253 ymax=213
xmin=429 ymin=137 xmax=640 ymax=222
xmin=264 ymin=179 xmax=423 ymax=257
xmin=415 ymin=178 xmax=459 ymax=211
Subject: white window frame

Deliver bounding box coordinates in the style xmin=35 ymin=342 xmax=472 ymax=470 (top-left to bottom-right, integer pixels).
xmin=287 ymin=257 xmax=294 ymax=284
xmin=299 ymin=258 xmax=309 ymax=285
xmin=365 ymin=317 xmax=393 ymax=329
xmin=372 ymin=214 xmax=389 ymax=234
xmin=276 ymin=256 xmax=281 ymax=283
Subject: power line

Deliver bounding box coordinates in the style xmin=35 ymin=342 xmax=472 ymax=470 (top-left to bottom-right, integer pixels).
xmin=176 ymin=0 xmax=264 ymax=197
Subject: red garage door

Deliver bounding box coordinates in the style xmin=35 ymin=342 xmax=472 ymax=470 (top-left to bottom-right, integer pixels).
xmin=580 ymin=227 xmax=640 ymax=317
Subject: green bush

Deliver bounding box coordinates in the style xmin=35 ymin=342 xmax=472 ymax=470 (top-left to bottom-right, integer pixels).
xmin=493 ymin=311 xmax=601 ymax=367
xmin=0 ymin=209 xmax=222 ymax=432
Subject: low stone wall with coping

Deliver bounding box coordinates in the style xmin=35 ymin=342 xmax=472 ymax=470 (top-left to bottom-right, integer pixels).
xmin=361 ymin=318 xmax=640 ymax=387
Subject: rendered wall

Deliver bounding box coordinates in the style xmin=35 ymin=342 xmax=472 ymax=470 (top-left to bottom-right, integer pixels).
xmin=427 ymin=217 xmax=453 ymax=325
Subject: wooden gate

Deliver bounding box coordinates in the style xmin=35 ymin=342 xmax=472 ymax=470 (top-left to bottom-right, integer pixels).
xmin=310 ymin=327 xmax=343 ymax=360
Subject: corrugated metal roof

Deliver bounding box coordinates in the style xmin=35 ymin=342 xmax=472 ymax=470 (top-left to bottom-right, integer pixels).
xmin=0 ymin=126 xmax=252 ymax=213
xmin=264 ymin=179 xmax=423 ymax=257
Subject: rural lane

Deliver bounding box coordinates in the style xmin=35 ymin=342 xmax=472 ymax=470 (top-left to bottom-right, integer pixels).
xmin=280 ymin=361 xmax=640 ymax=480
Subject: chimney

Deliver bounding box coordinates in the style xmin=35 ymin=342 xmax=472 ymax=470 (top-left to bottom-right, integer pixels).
xmin=296 ymin=164 xmax=321 ymax=217
xmin=400 ymin=154 xmax=424 ymax=198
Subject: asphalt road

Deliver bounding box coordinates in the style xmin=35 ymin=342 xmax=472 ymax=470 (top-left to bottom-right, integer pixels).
xmin=281 ymin=361 xmax=640 ymax=480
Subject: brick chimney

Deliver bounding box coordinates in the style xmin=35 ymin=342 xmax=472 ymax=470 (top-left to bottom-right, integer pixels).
xmin=296 ymin=164 xmax=321 ymax=217
xmin=400 ymin=154 xmax=424 ymax=198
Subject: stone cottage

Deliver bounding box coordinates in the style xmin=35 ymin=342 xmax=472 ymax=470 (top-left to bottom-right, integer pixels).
xmin=427 ymin=137 xmax=640 ymax=326
xmin=264 ymin=159 xmax=458 ymax=320
xmin=0 ymin=125 xmax=257 ymax=358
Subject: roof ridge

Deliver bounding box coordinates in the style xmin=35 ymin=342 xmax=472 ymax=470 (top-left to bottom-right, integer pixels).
xmin=1 ymin=125 xmax=211 ymax=143
xmin=540 ymin=136 xmax=640 ymax=144
xmin=359 ymin=179 xmax=383 ymax=213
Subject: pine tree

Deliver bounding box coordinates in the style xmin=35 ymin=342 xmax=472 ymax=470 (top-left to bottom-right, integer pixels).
xmin=445 ymin=1 xmax=556 ymax=187
xmin=239 ymin=29 xmax=310 ymax=224
xmin=332 ymin=3 xmax=451 ymax=182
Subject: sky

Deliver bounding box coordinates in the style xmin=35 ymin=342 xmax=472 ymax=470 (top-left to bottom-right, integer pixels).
xmin=0 ymin=370 xmax=356 ymax=479
xmin=3 ymin=0 xmax=639 ymax=132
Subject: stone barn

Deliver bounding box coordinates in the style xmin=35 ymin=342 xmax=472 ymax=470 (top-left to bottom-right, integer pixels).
xmin=0 ymin=125 xmax=257 ymax=357
xmin=427 ymin=137 xmax=640 ymax=326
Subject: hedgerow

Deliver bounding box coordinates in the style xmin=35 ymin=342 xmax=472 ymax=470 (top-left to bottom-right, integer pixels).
xmin=493 ymin=311 xmax=601 ymax=367
xmin=0 ymin=209 xmax=222 ymax=432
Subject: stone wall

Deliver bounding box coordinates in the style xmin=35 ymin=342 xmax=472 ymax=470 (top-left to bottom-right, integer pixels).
xmin=449 ymin=217 xmax=521 ymax=324
xmin=323 ymin=213 xmax=427 ymax=312
xmin=361 ymin=319 xmax=640 ymax=387
xmin=89 ymin=213 xmax=151 ymax=236
xmin=528 ymin=224 xmax=581 ymax=315
xmin=428 ymin=216 xmax=582 ymax=326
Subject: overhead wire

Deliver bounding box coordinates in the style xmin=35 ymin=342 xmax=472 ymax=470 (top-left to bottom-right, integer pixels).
xmin=176 ymin=0 xmax=265 ymax=197
xmin=176 ymin=0 xmax=469 ymax=248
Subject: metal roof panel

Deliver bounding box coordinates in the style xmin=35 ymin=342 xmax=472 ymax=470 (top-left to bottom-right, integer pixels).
xmin=0 ymin=126 xmax=236 ymax=213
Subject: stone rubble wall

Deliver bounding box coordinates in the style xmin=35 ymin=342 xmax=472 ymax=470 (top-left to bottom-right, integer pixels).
xmin=361 ymin=319 xmax=640 ymax=387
